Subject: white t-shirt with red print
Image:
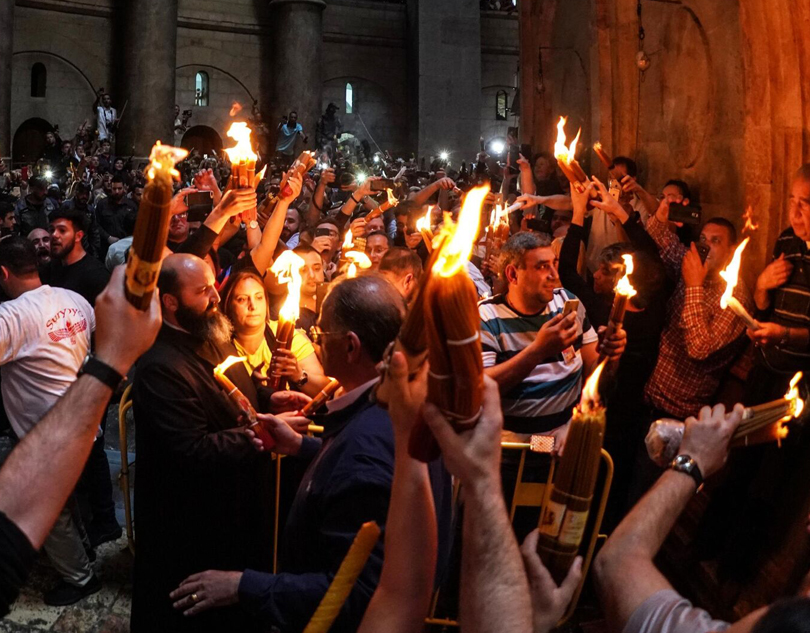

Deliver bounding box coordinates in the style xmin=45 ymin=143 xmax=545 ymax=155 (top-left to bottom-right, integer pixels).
xmin=0 ymin=285 xmax=95 ymax=438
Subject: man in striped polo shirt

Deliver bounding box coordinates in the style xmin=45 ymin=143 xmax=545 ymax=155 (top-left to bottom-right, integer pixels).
xmin=479 ymin=232 xmax=627 ymax=437
xmin=748 ymin=163 xmax=810 ymax=402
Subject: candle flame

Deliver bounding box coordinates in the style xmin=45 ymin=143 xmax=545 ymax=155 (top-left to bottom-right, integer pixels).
xmin=554 ymin=116 xmax=581 ymax=166
xmin=270 ymin=250 xmax=305 ymax=322
xmin=254 ymin=165 xmax=267 ymax=185
xmin=345 ymin=251 xmax=372 ymax=278
xmin=224 ymin=122 xmax=258 ymax=165
xmin=147 ymin=141 xmax=188 ymax=181
xmin=434 ymin=185 xmax=489 ymax=278
xmin=230 ymin=101 xmax=243 ymax=117
xmin=742 ymin=206 xmax=760 ymax=234
xmin=615 ymin=254 xmax=637 ymax=298
xmin=214 ymin=355 xmax=247 ymax=375
xmin=580 ymin=360 xmax=607 ymax=412
xmin=786 ymin=371 xmax=804 ymax=419
xmin=416 ymin=206 xmax=432 ymax=233
xmin=386 ymin=188 xmax=398 ymax=207
xmin=593 ymin=141 xmax=603 ymax=152
xmin=342 ymin=228 xmax=354 ymax=251
xmin=720 ymin=237 xmax=749 ymax=309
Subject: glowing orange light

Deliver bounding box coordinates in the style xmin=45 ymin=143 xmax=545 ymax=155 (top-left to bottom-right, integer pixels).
xmin=345 ymin=251 xmax=371 ymax=278
xmin=342 ymin=229 xmax=354 ymax=251
xmin=742 ymin=206 xmax=760 ymax=234
xmin=434 ymin=186 xmax=489 ymax=278
xmin=554 ymin=117 xmax=581 ymax=167
xmin=615 ymin=254 xmax=637 ymax=298
xmin=416 ymin=207 xmax=432 ymax=233
xmin=147 ymin=141 xmax=187 ymax=181
xmin=224 ymin=122 xmax=258 ymax=165
xmin=720 ymin=237 xmax=749 ymax=310
xmin=580 ymin=360 xmax=606 ymax=412
xmin=214 ymin=355 xmax=247 ymax=375
xmin=270 ymin=251 xmax=305 ymax=322
xmin=386 ymin=188 xmax=397 ymax=207
xmin=230 ymin=101 xmax=243 ymax=117
xmin=254 ymin=165 xmax=267 ymax=187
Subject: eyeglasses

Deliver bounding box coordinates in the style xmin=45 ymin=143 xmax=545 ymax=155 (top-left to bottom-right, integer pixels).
xmin=172 ymin=212 xmax=188 ymax=220
xmin=309 ymin=325 xmax=343 ymax=345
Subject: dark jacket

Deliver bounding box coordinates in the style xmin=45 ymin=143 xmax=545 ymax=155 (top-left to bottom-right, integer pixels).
xmin=95 ymin=196 xmax=136 ymax=241
xmin=130 ymin=325 xmax=273 ymax=633
xmin=14 ymin=195 xmax=57 ymax=236
xmin=238 ymin=386 xmax=453 ymax=632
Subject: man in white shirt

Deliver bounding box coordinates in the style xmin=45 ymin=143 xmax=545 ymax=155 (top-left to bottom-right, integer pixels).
xmin=0 ymin=237 xmax=100 ymax=606
xmin=96 ymin=93 xmax=118 ymax=144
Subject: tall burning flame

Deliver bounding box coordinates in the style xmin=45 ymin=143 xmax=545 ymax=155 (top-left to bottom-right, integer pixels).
xmin=720 ymin=237 xmax=749 ymax=309
xmin=270 ymin=251 xmax=305 ymax=322
xmin=416 ymin=207 xmax=432 ymax=233
xmin=615 ymin=254 xmax=637 ymax=298
xmin=345 ymin=251 xmax=372 ymax=278
xmin=435 ymin=186 xmax=489 ymax=278
xmin=554 ymin=117 xmax=581 ymax=167
xmin=147 ymin=142 xmax=187 ymax=181
xmin=214 ymin=355 xmax=247 ymax=375
xmin=386 ymin=188 xmax=398 ymax=207
xmin=342 ymin=228 xmax=354 ymax=251
xmin=580 ymin=360 xmax=607 ymax=412
xmin=224 ymin=122 xmax=257 ymax=165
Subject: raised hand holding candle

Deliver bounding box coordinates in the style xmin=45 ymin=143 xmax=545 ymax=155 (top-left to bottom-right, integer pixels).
xmin=554 ymin=117 xmax=587 ymax=192
xmin=268 ymin=251 xmax=306 ymax=390
xmin=599 ymin=254 xmax=636 ymax=362
xmin=213 ymin=356 xmax=275 ymax=448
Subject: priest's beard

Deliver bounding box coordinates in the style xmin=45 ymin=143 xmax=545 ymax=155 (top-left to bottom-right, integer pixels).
xmin=175 ymin=300 xmax=233 ymax=345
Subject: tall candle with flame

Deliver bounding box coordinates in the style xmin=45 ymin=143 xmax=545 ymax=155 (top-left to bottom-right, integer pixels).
xmin=537 ymin=361 xmax=607 ymax=583
xmin=224 ymin=122 xmax=257 ymax=190
xmin=125 ymin=142 xmax=187 ymax=310
xmin=280 ymin=151 xmax=317 ymax=198
xmin=719 ymin=237 xmax=760 ymax=330
xmin=268 ymin=251 xmax=305 ymax=390
xmin=213 ymin=355 xmax=275 ymax=448
xmin=416 ymin=206 xmax=435 ymax=253
xmin=554 ymin=117 xmax=588 ymax=192
xmin=599 ymin=254 xmax=636 ymax=362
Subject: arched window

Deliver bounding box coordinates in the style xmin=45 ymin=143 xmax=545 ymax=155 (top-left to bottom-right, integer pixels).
xmin=495 ymin=90 xmax=508 ymax=120
xmin=31 ymin=63 xmax=47 ymax=98
xmin=195 ymin=71 xmax=209 ymax=107
xmin=345 ymin=82 xmax=353 ymax=114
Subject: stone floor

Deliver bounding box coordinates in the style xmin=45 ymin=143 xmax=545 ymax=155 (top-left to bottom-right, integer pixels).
xmin=0 ymin=406 xmax=135 ymax=632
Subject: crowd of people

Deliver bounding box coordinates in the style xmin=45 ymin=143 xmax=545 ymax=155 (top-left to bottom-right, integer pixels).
xmin=0 ymin=95 xmax=809 ymax=633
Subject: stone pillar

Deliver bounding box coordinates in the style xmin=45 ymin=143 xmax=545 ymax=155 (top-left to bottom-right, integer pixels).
xmin=268 ymin=0 xmax=326 ymax=151
xmin=116 ymin=0 xmax=178 ymax=158
xmin=0 ymin=0 xmax=14 ymax=162
xmin=407 ymin=0 xmax=481 ymax=162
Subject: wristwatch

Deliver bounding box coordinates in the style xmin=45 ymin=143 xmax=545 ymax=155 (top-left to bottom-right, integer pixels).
xmin=290 ymin=371 xmax=309 ymax=389
xmin=78 ymin=354 xmax=126 ymax=390
xmin=248 ymin=220 xmax=259 ymax=230
xmin=669 ymin=454 xmax=704 ymax=492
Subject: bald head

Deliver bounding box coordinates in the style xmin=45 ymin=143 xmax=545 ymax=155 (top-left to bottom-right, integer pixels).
xmin=157 ymin=254 xmax=221 ymax=330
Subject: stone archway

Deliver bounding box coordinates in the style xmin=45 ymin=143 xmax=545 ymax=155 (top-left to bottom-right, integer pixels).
xmin=12 ymin=117 xmax=53 ymax=167
xmin=181 ymin=125 xmax=223 ymax=157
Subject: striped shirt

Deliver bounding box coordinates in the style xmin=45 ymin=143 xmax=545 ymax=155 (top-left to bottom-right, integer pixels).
xmin=758 ymin=228 xmax=810 ymax=373
xmin=479 ymin=289 xmax=598 ymax=433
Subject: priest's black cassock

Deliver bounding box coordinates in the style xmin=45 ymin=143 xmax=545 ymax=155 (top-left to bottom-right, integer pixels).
xmin=130 ymin=325 xmax=272 ymax=632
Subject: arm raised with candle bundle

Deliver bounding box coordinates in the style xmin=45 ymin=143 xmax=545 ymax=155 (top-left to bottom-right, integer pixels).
xmin=646 ymin=200 xmax=688 ymax=280
xmin=515 ymin=193 xmax=574 ymax=212
xmin=559 ymin=183 xmax=599 ymax=312
xmin=593 ymin=403 xmax=742 ymax=633
xmin=179 ymin=188 xmax=257 ymax=259
xmin=358 ymin=352 xmax=437 ymax=633
xmin=408 ymin=177 xmax=456 ymax=208
xmin=249 ymin=173 xmax=303 ymax=274
xmin=305 ymin=167 xmax=335 ymax=228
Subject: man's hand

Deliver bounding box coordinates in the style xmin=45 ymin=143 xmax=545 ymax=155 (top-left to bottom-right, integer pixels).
xmin=756 ymin=254 xmax=793 ymax=292
xmin=591 ymin=177 xmax=630 ymax=224
xmin=620 ymin=174 xmax=642 ymax=194
xmin=280 ymin=172 xmax=303 ymax=204
xmin=404 ymin=232 xmax=422 ymax=250
xmin=94 ymin=266 xmax=162 ymax=377
xmin=256 ymin=412 xmax=304 ymax=455
xmin=318 ymin=167 xmax=336 ymax=187
xmin=682 ymin=243 xmax=709 ymax=288
xmin=386 ymin=351 xmax=428 ymax=439
xmin=521 ymin=530 xmax=582 ymax=633
xmin=349 ymin=216 xmax=369 ymax=238
xmin=312 ymin=235 xmax=333 ymax=255
xmin=747 ymin=322 xmax=787 ymax=348
xmin=276 ymin=410 xmax=311 ymax=434
xmin=516 ymin=194 xmax=545 ymax=209
xmin=597 ymin=325 xmax=627 ymax=362
xmin=679 ymin=403 xmax=744 ymax=479
xmin=269 ymin=348 xmax=304 ymax=384
xmin=517 ymin=154 xmax=531 ymax=171
xmin=214 ymin=188 xmax=257 ymax=220
xmin=433 ymin=177 xmax=457 ymax=191
xmin=533 ymin=313 xmax=578 ymax=360
xmin=170 ymin=570 xmax=241 ymax=617
xmin=423 ymin=376 xmax=503 ymax=487
xmin=268 ymin=390 xmax=312 ymax=414
xmin=654 ymin=197 xmax=670 ymax=224
xmin=170 ymin=187 xmax=197 ymax=216
xmin=193 ymin=168 xmax=222 ymax=204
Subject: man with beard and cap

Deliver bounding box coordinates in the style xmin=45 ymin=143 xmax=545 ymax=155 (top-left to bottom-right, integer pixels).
xmin=130 ymin=253 xmax=307 ymax=633
xmin=27 ymin=228 xmax=51 ymax=269
xmin=44 ymin=208 xmax=110 ymax=306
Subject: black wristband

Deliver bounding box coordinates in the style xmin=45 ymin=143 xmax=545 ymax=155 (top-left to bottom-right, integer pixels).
xmin=351 ymin=193 xmax=361 ymax=204
xmin=78 ymin=354 xmax=125 ymax=390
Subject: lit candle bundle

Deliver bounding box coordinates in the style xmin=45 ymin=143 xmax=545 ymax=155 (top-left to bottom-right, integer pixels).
xmin=341 ymin=229 xmax=355 ymax=257
xmin=125 ymin=142 xmax=187 ymax=310
xmin=268 ymin=251 xmax=305 ymax=390
xmin=344 ymin=251 xmax=371 ymax=278
xmin=416 ymin=205 xmax=435 ymax=253
xmin=719 ymin=237 xmax=760 ymax=330
xmin=408 ymin=186 xmax=489 ymax=463
xmin=646 ymin=372 xmax=805 ymax=466
xmin=485 ymin=203 xmax=510 ymax=261
xmin=553 ymin=117 xmax=588 ymax=193
xmin=224 ymin=122 xmax=257 ymax=190
xmin=537 ymin=361 xmax=607 ymax=583
xmin=598 ymin=254 xmax=636 ymax=362
xmin=302 ymin=521 xmax=381 ymax=633
xmin=213 ymin=355 xmax=275 ymax=448
xmin=298 ymin=378 xmax=341 ymax=416
xmin=378 ymin=188 xmax=399 ymax=214
xmin=279 ymin=151 xmax=316 ymax=198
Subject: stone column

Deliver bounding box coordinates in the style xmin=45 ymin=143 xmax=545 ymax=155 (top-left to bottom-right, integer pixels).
xmin=116 ymin=0 xmax=178 ymax=158
xmin=268 ymin=0 xmax=326 ymax=150
xmin=0 ymin=0 xmax=14 ymax=162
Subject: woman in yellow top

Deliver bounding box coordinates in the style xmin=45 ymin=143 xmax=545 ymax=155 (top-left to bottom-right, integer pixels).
xmin=221 ymin=269 xmax=330 ymax=397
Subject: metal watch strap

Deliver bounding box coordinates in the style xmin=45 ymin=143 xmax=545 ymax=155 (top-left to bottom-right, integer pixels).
xmin=78 ymin=355 xmax=125 ymax=390
xmin=669 ymin=454 xmax=704 ymax=492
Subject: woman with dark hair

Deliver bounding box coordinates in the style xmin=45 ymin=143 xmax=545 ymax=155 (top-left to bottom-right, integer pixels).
xmin=221 ymin=269 xmax=329 ymax=397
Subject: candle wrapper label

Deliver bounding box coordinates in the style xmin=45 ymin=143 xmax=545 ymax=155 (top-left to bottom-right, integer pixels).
xmin=558 ymin=508 xmax=589 ymax=546
xmin=539 ymin=499 xmax=565 ymax=538
xmin=125 ymin=252 xmax=161 ymax=298
xmin=562 ymin=345 xmax=576 ymax=364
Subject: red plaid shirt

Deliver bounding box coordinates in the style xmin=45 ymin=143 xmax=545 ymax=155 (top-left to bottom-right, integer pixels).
xmin=644 ymin=217 xmax=753 ymax=418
